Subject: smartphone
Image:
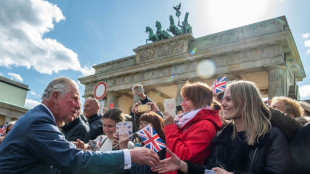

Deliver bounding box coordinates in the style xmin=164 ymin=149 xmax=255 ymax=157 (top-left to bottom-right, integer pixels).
xmin=133 ymin=85 xmax=143 ymax=94
xmin=137 ymin=105 xmax=151 ymax=113
xmin=164 ymin=98 xmax=177 ymax=118
xmin=116 ymin=121 xmax=133 ymax=140
xmin=204 ymin=169 xmax=215 ymax=174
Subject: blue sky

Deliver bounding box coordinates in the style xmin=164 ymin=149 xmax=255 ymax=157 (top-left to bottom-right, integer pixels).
xmin=0 ymin=0 xmax=309 ymax=109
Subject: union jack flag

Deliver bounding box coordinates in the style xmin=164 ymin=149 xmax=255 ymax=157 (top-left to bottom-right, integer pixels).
xmin=0 ymin=124 xmax=7 ymax=137
xmin=136 ymin=125 xmax=166 ymax=153
xmin=212 ymin=76 xmax=227 ymax=94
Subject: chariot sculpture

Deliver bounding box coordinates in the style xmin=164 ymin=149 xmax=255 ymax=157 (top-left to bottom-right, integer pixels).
xmin=145 ymin=3 xmax=192 ymax=43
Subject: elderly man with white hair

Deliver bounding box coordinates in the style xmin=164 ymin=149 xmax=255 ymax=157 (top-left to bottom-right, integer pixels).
xmin=0 ymin=77 xmax=159 ymax=174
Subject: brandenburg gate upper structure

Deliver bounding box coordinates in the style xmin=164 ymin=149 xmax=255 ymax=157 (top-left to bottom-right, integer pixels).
xmin=79 ymin=16 xmax=306 ymax=113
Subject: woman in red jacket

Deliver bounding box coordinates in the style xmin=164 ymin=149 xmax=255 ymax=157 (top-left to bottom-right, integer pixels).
xmin=162 ymin=81 xmax=222 ymax=174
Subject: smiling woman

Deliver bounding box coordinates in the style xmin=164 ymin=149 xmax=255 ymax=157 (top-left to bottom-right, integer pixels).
xmin=153 ymin=80 xmax=291 ymax=174
xmin=74 ymin=108 xmax=135 ymax=152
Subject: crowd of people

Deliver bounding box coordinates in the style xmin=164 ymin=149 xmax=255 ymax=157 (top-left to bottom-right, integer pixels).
xmin=0 ymin=76 xmax=309 ymax=174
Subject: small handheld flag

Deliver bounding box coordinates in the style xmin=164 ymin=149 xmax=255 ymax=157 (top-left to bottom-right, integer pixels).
xmin=136 ymin=125 xmax=166 ymax=152
xmin=212 ymin=76 xmax=227 ymax=94
xmin=0 ymin=124 xmax=7 ymax=137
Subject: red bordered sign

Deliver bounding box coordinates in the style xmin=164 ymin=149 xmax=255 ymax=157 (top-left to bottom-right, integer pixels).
xmin=94 ymin=81 xmax=107 ymax=100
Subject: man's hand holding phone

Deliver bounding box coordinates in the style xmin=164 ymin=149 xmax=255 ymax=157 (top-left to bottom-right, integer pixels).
xmin=132 ymin=84 xmax=146 ymax=101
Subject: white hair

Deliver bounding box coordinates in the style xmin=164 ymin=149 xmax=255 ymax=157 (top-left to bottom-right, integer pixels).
xmin=41 ymin=77 xmax=78 ymax=101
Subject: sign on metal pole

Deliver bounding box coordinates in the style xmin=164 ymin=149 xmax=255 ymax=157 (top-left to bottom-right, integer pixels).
xmin=94 ymin=81 xmax=107 ymax=100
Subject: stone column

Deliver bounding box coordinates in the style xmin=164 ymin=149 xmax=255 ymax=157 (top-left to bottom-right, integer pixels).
xmin=106 ymin=92 xmax=118 ymax=108
xmin=176 ymin=81 xmax=186 ymax=106
xmin=267 ymin=65 xmax=287 ymax=99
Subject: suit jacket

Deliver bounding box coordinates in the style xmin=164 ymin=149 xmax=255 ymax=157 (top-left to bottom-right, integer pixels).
xmin=0 ymin=104 xmax=124 ymax=174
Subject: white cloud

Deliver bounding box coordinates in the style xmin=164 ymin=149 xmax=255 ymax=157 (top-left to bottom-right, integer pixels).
xmin=299 ymin=85 xmax=310 ymax=99
xmin=8 ymin=72 xmax=23 ymax=82
xmin=0 ymin=0 xmax=86 ymax=75
xmin=307 ymin=50 xmax=310 ymax=55
xmin=29 ymin=90 xmax=41 ymax=98
xmin=25 ymin=99 xmax=41 ymax=109
xmin=304 ymin=39 xmax=310 ymax=47
xmin=80 ymin=66 xmax=95 ymax=77
xmin=0 ymin=73 xmax=3 ymax=76
xmin=302 ymin=33 xmax=310 ymax=39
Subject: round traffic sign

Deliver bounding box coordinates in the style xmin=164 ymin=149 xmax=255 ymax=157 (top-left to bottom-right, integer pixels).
xmin=94 ymin=82 xmax=107 ymax=100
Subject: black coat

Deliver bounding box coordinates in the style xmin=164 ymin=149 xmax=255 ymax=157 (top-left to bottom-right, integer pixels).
xmin=185 ymin=123 xmax=289 ymax=174
xmin=289 ymin=123 xmax=310 ymax=174
xmin=88 ymin=114 xmax=103 ymax=140
xmin=61 ymin=115 xmax=90 ymax=143
xmin=268 ymin=108 xmax=302 ymax=141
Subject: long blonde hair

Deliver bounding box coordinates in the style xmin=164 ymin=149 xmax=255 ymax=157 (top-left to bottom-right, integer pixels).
xmin=228 ymin=80 xmax=271 ymax=145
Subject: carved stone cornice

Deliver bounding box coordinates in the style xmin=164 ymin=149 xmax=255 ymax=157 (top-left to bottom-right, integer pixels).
xmin=134 ymin=33 xmax=194 ymax=63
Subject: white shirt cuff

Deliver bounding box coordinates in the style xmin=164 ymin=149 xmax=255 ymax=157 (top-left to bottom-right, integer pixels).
xmin=123 ymin=149 xmax=131 ymax=169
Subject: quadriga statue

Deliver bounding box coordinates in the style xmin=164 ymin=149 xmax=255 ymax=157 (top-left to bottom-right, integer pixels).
xmin=168 ymin=15 xmax=182 ymax=36
xmin=155 ymin=21 xmax=171 ymax=40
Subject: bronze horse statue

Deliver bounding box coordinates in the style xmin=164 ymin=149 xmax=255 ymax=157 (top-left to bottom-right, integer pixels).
xmin=180 ymin=12 xmax=192 ymax=34
xmin=146 ymin=26 xmax=159 ymax=43
xmin=168 ymin=15 xmax=182 ymax=36
xmin=155 ymin=21 xmax=171 ymax=40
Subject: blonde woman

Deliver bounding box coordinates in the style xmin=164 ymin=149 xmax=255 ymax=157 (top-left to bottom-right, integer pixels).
xmin=154 ymin=80 xmax=289 ymax=174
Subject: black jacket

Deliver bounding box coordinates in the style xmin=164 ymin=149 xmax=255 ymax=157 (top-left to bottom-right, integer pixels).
xmin=185 ymin=123 xmax=289 ymax=174
xmin=180 ymin=108 xmax=300 ymax=174
xmin=61 ymin=115 xmax=90 ymax=143
xmin=268 ymin=108 xmax=301 ymax=141
xmin=88 ymin=114 xmax=103 ymax=140
xmin=289 ymin=123 xmax=310 ymax=174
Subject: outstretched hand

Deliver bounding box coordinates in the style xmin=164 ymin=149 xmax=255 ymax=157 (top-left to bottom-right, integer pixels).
xmin=73 ymin=139 xmax=88 ymax=151
xmin=129 ymin=147 xmax=160 ymax=168
xmin=152 ymin=148 xmax=187 ymax=173
xmin=132 ymin=84 xmax=146 ymax=100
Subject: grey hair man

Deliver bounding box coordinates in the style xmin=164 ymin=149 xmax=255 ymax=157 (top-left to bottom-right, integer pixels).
xmin=0 ymin=77 xmax=159 ymax=174
xmin=83 ymin=97 xmax=103 ymax=139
